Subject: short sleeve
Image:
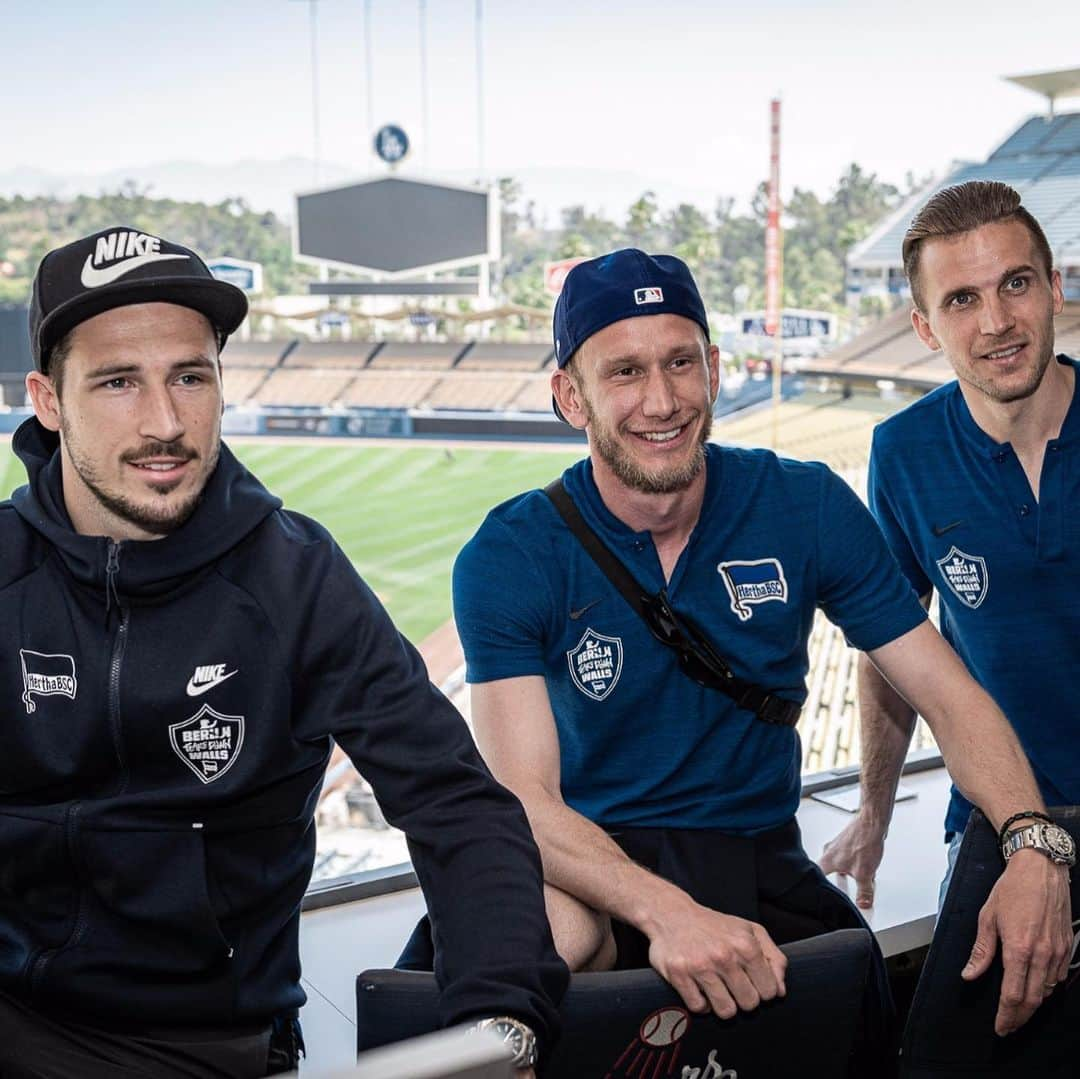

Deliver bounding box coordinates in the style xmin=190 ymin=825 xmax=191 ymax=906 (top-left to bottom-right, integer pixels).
xmin=816 ymin=466 xmax=927 ymax=652
xmin=453 ymin=513 xmax=554 ymax=683
xmin=867 ymin=430 xmax=933 ymax=600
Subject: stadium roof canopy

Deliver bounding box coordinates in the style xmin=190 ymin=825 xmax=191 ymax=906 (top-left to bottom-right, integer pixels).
xmin=1005 ymin=67 xmax=1080 ymax=112
xmin=849 ymin=105 xmax=1080 ymax=274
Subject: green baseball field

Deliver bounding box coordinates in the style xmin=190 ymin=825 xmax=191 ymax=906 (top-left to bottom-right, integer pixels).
xmin=1 ymin=440 xmax=585 ymax=643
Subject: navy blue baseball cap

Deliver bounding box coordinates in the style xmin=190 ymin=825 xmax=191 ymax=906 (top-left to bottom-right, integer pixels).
xmin=552 ymin=249 xmax=709 ymax=369
xmin=29 ymin=225 xmax=248 ymax=373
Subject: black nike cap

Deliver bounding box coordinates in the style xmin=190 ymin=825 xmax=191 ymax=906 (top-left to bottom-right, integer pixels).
xmin=29 ymin=225 xmax=249 ymax=373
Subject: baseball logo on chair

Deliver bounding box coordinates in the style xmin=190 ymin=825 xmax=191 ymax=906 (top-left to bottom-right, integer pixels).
xmin=605 ymin=1006 xmax=700 ymax=1078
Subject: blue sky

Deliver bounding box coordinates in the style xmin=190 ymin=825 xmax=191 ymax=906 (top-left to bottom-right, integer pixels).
xmin=7 ymin=1 xmax=1080 ymax=217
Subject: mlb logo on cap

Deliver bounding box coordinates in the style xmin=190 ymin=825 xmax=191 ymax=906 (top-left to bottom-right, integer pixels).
xmin=634 ymin=287 xmax=664 ymax=305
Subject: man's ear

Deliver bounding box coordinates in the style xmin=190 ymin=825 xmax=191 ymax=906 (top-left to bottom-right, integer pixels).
xmin=911 ymin=306 xmax=940 ymax=352
xmin=26 ymin=371 xmax=61 ymax=433
xmin=551 ymin=368 xmax=589 ymax=431
xmin=707 ymin=343 xmax=721 ymax=405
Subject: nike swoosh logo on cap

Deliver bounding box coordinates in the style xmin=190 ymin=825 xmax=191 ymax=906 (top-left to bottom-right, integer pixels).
xmin=80 ymin=251 xmax=189 ymax=288
xmin=185 ymin=669 xmax=238 ymax=697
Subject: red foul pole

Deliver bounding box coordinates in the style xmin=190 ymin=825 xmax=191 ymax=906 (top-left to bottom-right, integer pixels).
xmin=766 ymin=98 xmax=783 ymax=449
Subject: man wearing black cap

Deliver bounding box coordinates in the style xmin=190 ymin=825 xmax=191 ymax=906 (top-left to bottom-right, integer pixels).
xmin=0 ymin=227 xmax=566 ymax=1077
xmin=451 ymin=249 xmax=1071 ymax=1054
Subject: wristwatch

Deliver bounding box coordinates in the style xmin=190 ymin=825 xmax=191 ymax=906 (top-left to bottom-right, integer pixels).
xmin=1002 ymin=821 xmax=1077 ymax=867
xmin=472 ymin=1016 xmax=538 ymax=1070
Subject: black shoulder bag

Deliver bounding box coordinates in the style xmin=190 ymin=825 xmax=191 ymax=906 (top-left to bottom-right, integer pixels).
xmin=544 ymin=479 xmax=801 ymax=727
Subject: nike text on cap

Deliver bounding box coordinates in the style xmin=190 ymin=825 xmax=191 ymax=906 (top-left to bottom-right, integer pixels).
xmin=550 ymin=248 xmax=710 ymax=421
xmin=29 ymin=226 xmax=249 ymax=373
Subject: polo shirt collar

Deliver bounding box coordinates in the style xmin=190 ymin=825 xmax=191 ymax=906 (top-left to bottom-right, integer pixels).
xmin=564 ymin=443 xmax=722 ymax=552
xmin=948 ymin=354 xmax=1080 ymax=456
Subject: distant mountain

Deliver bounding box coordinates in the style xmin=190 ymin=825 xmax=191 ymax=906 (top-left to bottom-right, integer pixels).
xmin=0 ymin=158 xmax=726 ymax=224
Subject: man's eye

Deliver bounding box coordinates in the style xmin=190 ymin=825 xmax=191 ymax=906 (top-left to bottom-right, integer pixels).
xmin=949 ymin=293 xmax=973 ymax=308
xmin=103 ymin=378 xmax=130 ymax=389
xmin=1006 ymin=276 xmax=1029 ymax=291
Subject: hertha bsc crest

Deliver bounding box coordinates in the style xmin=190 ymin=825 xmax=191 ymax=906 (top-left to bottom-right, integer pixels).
xmin=567 ymin=628 xmax=623 ymax=702
xmin=169 ymin=704 xmax=245 ymax=784
xmin=935 ymin=546 xmax=989 ymax=609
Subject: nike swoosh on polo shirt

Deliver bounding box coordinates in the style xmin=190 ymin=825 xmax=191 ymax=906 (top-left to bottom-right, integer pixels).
xmin=80 ymin=252 xmax=189 ymax=288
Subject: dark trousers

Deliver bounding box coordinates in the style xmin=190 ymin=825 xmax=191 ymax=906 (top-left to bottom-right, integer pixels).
xmin=399 ymin=817 xmax=895 ymax=1078
xmin=0 ymin=991 xmax=303 ymax=1078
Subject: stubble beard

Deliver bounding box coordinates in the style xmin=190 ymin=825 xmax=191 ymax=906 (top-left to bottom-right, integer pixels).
xmin=961 ymin=313 xmax=1056 ymax=405
xmin=61 ymin=419 xmax=217 ymax=537
xmin=583 ymin=393 xmax=713 ymax=495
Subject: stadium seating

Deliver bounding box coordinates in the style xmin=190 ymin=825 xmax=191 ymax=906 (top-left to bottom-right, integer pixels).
xmin=284 ymin=341 xmax=381 ymax=368
xmin=456 ymin=341 xmax=553 ymax=370
xmin=851 ymin=108 xmax=1080 ymax=272
xmin=509 ymin=377 xmax=556 ymax=413
xmin=424 ymin=374 xmax=528 ymax=411
xmin=340 ymin=371 xmax=443 ymax=409
xmin=369 ymin=342 xmax=467 ymax=370
xmin=223 ymin=340 xmax=290 ymax=367
xmin=254 ymin=368 xmax=355 ymax=407
xmin=222 ymin=366 xmax=270 ymax=407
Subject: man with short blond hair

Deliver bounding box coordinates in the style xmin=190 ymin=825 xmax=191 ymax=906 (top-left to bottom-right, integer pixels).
xmin=450 ymin=247 xmax=1072 ymax=1062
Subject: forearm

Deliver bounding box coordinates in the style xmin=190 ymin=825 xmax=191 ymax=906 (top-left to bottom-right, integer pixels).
xmin=870 ymin=622 xmax=1044 ymax=831
xmin=857 ymin=652 xmax=917 ymax=828
xmin=520 ymin=786 xmax=694 ymax=933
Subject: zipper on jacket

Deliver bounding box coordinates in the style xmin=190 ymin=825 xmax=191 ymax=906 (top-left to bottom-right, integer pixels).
xmin=104 ymin=540 xmax=121 ymax=618
xmin=32 ymin=551 xmax=131 ymax=995
xmin=103 ymin=540 xmax=129 ymax=778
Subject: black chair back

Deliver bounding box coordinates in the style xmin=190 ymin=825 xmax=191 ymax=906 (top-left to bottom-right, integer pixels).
xmin=900 ymin=807 xmax=1080 ymax=1078
xmin=359 ymin=928 xmax=873 ymax=1078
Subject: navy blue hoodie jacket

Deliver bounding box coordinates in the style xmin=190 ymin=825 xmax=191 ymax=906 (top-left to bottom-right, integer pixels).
xmin=0 ymin=417 xmax=566 ymax=1042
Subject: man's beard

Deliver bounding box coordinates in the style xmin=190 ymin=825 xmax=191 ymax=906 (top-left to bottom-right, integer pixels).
xmin=61 ymin=424 xmax=215 ymax=536
xmin=962 ymin=341 xmax=1053 ymax=405
xmin=583 ymin=394 xmax=712 ymax=495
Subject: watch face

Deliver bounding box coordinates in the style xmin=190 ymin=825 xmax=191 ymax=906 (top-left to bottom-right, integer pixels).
xmin=485 ymin=1020 xmax=534 ymax=1067
xmin=1041 ymin=824 xmax=1076 ymax=861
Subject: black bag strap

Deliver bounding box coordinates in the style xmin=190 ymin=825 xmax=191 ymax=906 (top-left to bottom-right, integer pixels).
xmin=544 ymin=479 xmax=801 ymax=728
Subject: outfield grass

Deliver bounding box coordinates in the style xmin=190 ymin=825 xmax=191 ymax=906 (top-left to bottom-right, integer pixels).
xmin=2 ymin=438 xmax=583 ymax=641
xmin=231 ymin=442 xmax=585 ymax=640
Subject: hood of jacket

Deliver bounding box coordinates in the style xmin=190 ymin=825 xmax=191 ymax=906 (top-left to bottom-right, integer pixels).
xmin=9 ymin=416 xmax=282 ymax=599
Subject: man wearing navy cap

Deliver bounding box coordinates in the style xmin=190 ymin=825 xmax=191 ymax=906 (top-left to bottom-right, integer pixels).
xmin=0 ymin=227 xmax=566 ymax=1077
xmin=451 ymin=248 xmax=1072 ymax=1054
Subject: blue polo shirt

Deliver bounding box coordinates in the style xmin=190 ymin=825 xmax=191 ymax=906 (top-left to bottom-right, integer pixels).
xmin=868 ymin=356 xmax=1080 ymax=837
xmin=454 ymin=444 xmax=926 ymax=834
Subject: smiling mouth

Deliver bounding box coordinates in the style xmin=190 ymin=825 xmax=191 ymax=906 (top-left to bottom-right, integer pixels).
xmin=634 ymin=424 xmax=688 ymax=443
xmin=127 ymin=458 xmax=194 ymax=480
xmin=981 ymin=343 xmax=1025 ymax=361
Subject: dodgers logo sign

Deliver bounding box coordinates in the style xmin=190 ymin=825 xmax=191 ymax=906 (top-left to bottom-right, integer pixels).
xmin=935 ymin=546 xmax=989 ymax=609
xmin=567 ymin=628 xmax=623 ymax=701
xmin=718 ymin=559 xmax=788 ymax=622
xmin=19 ymin=649 xmax=77 ymax=715
xmin=169 ymin=704 xmax=245 ymax=784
